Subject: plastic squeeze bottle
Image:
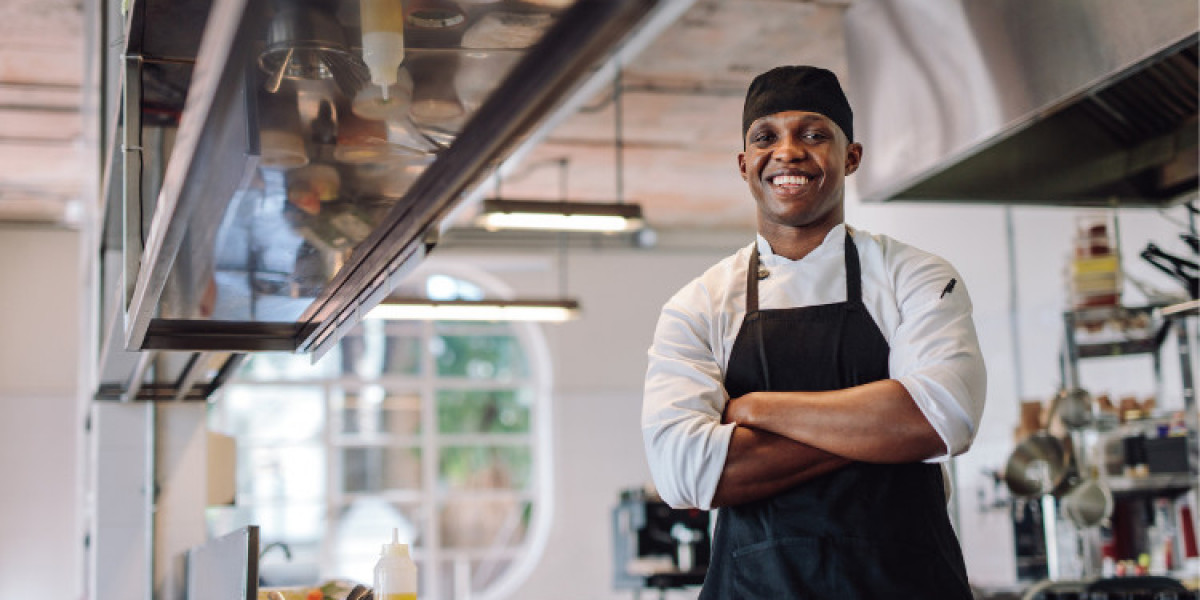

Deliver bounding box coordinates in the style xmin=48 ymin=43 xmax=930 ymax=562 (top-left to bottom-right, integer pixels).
xmin=360 ymin=0 xmax=405 ymax=100
xmin=374 ymin=528 xmax=417 ymax=600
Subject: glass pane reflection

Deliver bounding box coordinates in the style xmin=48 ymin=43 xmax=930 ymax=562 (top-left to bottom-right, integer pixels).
xmin=334 ymin=388 xmax=422 ymax=436
xmin=341 ymin=446 xmax=423 ymax=493
xmin=433 ymin=333 xmax=527 ymax=378
xmin=438 ymin=446 xmax=531 ymax=491
xmin=438 ymin=500 xmax=529 ymax=550
xmin=437 ymin=389 xmax=530 ymax=434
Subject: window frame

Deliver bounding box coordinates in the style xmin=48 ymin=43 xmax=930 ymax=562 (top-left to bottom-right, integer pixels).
xmin=211 ymin=263 xmax=556 ymax=600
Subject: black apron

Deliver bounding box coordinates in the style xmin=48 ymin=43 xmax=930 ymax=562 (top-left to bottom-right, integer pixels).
xmin=698 ymin=233 xmax=972 ymax=599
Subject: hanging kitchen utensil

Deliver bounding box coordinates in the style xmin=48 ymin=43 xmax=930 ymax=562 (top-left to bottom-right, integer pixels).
xmin=1055 ymin=387 xmax=1095 ymax=430
xmin=1003 ymin=431 xmax=1071 ymax=498
xmin=1004 ymin=390 xmax=1076 ymax=498
xmin=1059 ymin=476 xmax=1113 ymax=528
xmin=1179 ymin=232 xmax=1199 ymax=254
xmin=1140 ymin=243 xmax=1200 ymax=299
xmin=258 ymin=0 xmax=369 ymax=96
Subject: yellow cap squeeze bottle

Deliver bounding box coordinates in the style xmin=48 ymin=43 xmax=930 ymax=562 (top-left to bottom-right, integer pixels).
xmin=373 ymin=528 xmax=417 ymax=600
xmin=360 ymin=0 xmax=405 ymax=100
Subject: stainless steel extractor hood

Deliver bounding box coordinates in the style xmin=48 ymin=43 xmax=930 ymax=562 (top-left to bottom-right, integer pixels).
xmin=845 ymin=0 xmax=1199 ymax=206
xmin=99 ymin=0 xmax=676 ymax=361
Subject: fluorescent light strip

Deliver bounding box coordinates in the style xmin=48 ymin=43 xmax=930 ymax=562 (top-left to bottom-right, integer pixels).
xmin=367 ymin=300 xmax=580 ymax=322
xmin=477 ymin=199 xmax=644 ymax=233
xmin=480 ymin=211 xmax=637 ymax=233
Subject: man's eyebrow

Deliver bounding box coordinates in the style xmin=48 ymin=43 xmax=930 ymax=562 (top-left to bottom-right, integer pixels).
xmin=760 ymin=113 xmax=833 ymax=126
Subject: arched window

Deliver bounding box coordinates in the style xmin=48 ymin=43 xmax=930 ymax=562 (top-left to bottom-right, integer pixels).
xmin=208 ymin=264 xmax=554 ymax=599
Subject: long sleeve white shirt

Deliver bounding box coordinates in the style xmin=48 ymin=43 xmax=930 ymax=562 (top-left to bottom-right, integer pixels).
xmin=642 ymin=224 xmax=987 ymax=509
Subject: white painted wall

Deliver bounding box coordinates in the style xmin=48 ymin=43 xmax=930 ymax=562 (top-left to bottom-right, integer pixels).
xmin=0 ymin=226 xmax=85 ymax=600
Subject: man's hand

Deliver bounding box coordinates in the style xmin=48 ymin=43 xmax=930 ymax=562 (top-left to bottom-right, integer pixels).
xmin=722 ymin=392 xmax=755 ymax=425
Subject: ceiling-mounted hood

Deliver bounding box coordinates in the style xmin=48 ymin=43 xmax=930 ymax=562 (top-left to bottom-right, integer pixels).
xmin=100 ymin=0 xmax=680 ymax=358
xmin=845 ymin=0 xmax=1199 ymax=206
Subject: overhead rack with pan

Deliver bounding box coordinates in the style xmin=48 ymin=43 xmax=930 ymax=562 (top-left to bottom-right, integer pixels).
xmin=95 ymin=0 xmax=688 ymax=401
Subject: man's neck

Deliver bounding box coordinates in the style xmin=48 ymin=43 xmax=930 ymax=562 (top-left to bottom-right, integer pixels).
xmin=759 ymin=221 xmax=841 ymax=261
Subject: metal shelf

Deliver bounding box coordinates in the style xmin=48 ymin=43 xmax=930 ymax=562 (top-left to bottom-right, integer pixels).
xmin=1104 ymin=472 xmax=1195 ymax=496
xmin=1160 ymin=299 xmax=1200 ymax=319
xmin=1068 ymin=305 xmax=1171 ymax=359
xmin=1076 ymin=334 xmax=1167 ymax=359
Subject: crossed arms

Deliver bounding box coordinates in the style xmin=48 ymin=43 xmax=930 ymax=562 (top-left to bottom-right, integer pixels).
xmin=710 ymin=380 xmax=945 ymax=507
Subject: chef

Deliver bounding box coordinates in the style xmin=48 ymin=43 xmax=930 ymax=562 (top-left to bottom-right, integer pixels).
xmin=641 ymin=65 xmax=986 ymax=598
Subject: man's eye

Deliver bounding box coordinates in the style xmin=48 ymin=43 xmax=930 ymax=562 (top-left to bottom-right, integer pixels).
xmin=752 ymin=132 xmax=775 ymax=143
xmin=803 ymin=132 xmax=828 ymax=141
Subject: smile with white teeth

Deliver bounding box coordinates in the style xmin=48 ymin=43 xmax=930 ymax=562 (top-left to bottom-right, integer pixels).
xmin=770 ymin=174 xmax=810 ymax=186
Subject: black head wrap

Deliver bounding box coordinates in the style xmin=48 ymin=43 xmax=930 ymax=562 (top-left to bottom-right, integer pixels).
xmin=741 ymin=66 xmax=853 ymax=142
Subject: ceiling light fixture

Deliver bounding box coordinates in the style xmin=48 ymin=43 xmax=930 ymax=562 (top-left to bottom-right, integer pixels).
xmin=476 ymin=67 xmax=644 ymax=234
xmin=367 ymin=298 xmax=580 ymax=322
xmin=478 ymin=198 xmax=643 ymax=232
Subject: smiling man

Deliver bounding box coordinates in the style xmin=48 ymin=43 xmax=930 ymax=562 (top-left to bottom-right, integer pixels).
xmin=641 ymin=66 xmax=987 ymax=598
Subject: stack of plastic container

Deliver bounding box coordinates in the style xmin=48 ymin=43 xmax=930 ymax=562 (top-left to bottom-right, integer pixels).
xmin=1069 ymin=215 xmax=1122 ymax=309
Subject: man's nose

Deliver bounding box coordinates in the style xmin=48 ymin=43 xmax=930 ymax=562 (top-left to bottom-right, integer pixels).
xmin=773 ymin=134 xmax=807 ymax=161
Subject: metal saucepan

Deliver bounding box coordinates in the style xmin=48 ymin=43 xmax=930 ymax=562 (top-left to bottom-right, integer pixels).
xmin=1060 ymin=477 xmax=1113 ymax=528
xmin=1003 ymin=431 xmax=1071 ymax=498
xmin=1054 ymin=387 xmax=1095 ymax=430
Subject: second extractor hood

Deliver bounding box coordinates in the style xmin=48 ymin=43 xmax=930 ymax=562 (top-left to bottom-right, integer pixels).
xmin=845 ymin=0 xmax=1199 ymax=206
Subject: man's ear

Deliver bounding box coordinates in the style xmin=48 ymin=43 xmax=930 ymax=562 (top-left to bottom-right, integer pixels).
xmin=737 ymin=152 xmax=748 ymax=181
xmin=844 ymin=142 xmax=863 ymax=175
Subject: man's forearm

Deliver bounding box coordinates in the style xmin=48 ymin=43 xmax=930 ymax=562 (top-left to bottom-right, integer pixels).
xmin=710 ymin=425 xmax=850 ymax=507
xmin=726 ymin=379 xmax=944 ymax=463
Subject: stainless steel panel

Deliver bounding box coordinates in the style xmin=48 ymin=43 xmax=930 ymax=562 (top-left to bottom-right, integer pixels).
xmin=186 ymin=525 xmax=259 ymax=600
xmin=123 ymin=54 xmax=144 ymax=310
xmin=119 ymin=0 xmax=664 ymax=352
xmin=845 ymin=0 xmax=1199 ymax=205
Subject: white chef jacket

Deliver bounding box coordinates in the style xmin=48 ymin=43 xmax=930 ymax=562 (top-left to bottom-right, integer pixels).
xmin=642 ymin=223 xmax=986 ymax=510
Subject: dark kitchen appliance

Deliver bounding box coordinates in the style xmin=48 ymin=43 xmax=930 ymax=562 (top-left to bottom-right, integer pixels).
xmin=612 ymin=486 xmax=710 ymax=592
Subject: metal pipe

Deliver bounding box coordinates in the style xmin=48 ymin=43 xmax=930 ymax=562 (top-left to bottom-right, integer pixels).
xmin=145 ymin=402 xmax=157 ymax=600
xmin=123 ymin=351 xmax=154 ymax=403
xmin=613 ymin=66 xmax=624 ymax=205
xmin=1005 ymin=207 xmax=1026 ymax=397
xmin=122 ymin=53 xmax=144 ymax=314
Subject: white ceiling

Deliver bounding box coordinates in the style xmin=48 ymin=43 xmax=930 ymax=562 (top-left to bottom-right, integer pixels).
xmin=0 ymin=0 xmax=853 ymax=229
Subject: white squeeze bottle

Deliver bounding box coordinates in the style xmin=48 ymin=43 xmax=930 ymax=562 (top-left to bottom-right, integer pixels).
xmin=374 ymin=528 xmax=417 ymax=600
xmin=360 ymin=0 xmax=405 ymax=100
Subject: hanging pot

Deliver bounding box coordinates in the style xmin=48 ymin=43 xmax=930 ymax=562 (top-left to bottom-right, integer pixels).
xmin=1060 ymin=477 xmax=1113 ymax=528
xmin=1003 ymin=432 xmax=1071 ymax=498
xmin=1055 ymin=387 xmax=1095 ymax=430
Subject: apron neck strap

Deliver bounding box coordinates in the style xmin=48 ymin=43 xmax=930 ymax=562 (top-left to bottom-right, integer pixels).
xmin=747 ymin=245 xmax=762 ymax=313
xmin=844 ymin=231 xmax=862 ymax=305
